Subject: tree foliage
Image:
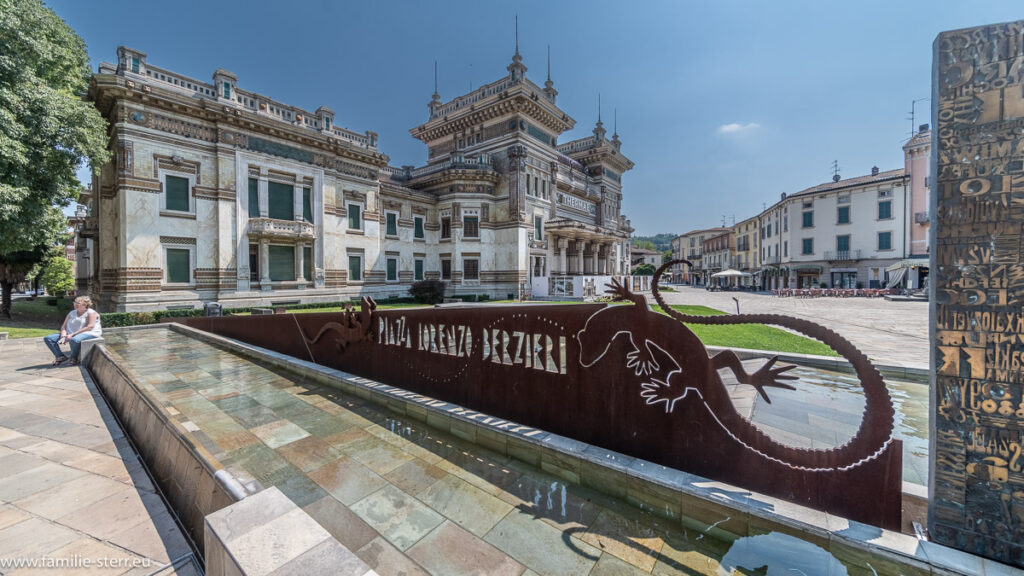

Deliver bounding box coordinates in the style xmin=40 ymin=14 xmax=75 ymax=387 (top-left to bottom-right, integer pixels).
xmin=632 ymin=239 xmax=656 ymax=251
xmin=408 ymin=280 xmax=446 ymax=304
xmin=39 ymin=252 xmax=74 ymax=298
xmin=633 ymin=264 xmax=656 ymax=276
xmin=0 ymin=0 xmax=109 ymax=316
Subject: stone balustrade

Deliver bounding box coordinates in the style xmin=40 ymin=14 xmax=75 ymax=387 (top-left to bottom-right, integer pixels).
xmin=246 ymin=218 xmax=315 ymax=239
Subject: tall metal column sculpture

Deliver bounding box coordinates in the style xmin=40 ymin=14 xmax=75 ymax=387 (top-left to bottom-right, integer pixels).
xmin=931 ymin=20 xmax=1024 ymax=568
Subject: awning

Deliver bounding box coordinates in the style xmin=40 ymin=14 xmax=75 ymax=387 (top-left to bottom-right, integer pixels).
xmin=886 ymin=266 xmax=907 ymax=288
xmin=793 ymin=265 xmax=822 ymax=273
xmin=886 ymin=258 xmax=929 ymax=273
xmin=711 ymin=269 xmax=751 ymax=278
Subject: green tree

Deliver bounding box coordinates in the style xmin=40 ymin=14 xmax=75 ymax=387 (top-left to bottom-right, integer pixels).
xmin=0 ymin=0 xmax=110 ymax=317
xmin=633 ymin=263 xmax=656 ymax=276
xmin=39 ymin=252 xmax=75 ymax=298
xmin=632 ymin=239 xmax=656 ymax=252
xmin=662 ymin=249 xmax=673 ymax=263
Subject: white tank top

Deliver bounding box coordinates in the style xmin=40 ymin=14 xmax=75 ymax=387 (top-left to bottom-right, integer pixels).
xmin=66 ymin=309 xmax=102 ymax=337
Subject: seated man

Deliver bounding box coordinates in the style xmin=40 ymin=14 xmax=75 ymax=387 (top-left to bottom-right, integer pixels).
xmin=43 ymin=296 xmax=103 ymax=366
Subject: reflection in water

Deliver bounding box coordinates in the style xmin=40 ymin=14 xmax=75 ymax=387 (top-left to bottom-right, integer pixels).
xmin=719 ymin=532 xmax=848 ymax=576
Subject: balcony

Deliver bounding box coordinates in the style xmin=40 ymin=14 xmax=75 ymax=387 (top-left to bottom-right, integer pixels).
xmin=247 ymin=218 xmax=314 ymax=240
xmin=824 ymin=250 xmax=861 ymax=262
xmin=914 ymin=211 xmax=929 ymax=224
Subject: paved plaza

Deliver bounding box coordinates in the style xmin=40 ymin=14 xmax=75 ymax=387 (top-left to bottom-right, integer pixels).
xmin=657 ymin=286 xmax=930 ymax=369
xmin=0 ymin=338 xmax=198 ymax=576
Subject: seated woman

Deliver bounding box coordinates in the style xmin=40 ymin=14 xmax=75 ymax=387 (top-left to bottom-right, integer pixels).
xmin=43 ymin=296 xmax=103 ymax=366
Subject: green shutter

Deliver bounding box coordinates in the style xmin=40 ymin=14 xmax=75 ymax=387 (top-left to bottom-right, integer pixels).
xmin=387 ymin=213 xmax=397 ymax=236
xmin=415 ymin=260 xmax=423 ymax=280
xmin=348 ymin=205 xmax=361 ymax=229
xmin=414 ymin=217 xmax=424 ymax=238
xmin=165 ymin=175 xmax=190 ymax=212
xmin=268 ymin=245 xmax=295 ymax=281
xmin=348 ymin=255 xmax=361 ymax=281
xmin=303 ymin=246 xmax=312 ymax=281
xmin=268 ymin=182 xmax=293 ymax=220
xmin=837 ymin=235 xmax=850 ymax=252
xmin=878 ymin=201 xmax=891 ymax=219
xmin=303 ymin=188 xmax=313 ymax=223
xmin=387 ymin=258 xmax=397 ymax=280
xmin=248 ymin=178 xmax=259 ymax=217
xmin=166 ymin=249 xmax=190 ymax=283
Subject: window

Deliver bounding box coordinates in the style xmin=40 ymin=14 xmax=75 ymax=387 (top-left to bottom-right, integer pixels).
xmin=348 ymin=255 xmax=362 ymax=281
xmin=878 ymin=189 xmax=892 ymax=198
xmin=386 ymin=257 xmax=398 ymax=281
xmin=463 ymin=258 xmax=479 ymax=281
xmin=248 ymin=244 xmax=259 ymax=281
xmin=766 ymin=223 xmax=771 ymax=238
xmin=802 ymin=211 xmax=813 ymax=228
xmin=131 ymin=57 xmax=140 ymax=73
xmin=268 ymin=245 xmax=295 ymax=282
xmin=878 ymin=200 xmax=892 ymax=220
xmin=303 ymin=246 xmax=312 ymax=282
xmin=386 ymin=212 xmax=398 ymax=236
xmin=324 ymin=117 xmax=331 ymax=130
xmin=441 ymin=216 xmax=451 ymax=239
xmin=165 ymin=248 xmax=190 ymax=283
xmin=348 ymin=203 xmax=361 ymax=230
xmin=414 ymin=216 xmax=425 ymax=239
xmin=223 ymin=82 xmax=231 ymax=99
xmin=534 ymin=216 xmax=543 ymax=240
xmin=441 ymin=259 xmax=452 ymax=280
xmin=248 ymin=178 xmax=259 ymax=218
xmin=164 ymin=175 xmax=190 ymax=212
xmin=802 ymin=238 xmax=814 ymax=255
xmin=414 ymin=259 xmax=424 ymax=281
xmin=302 ymin=188 xmax=312 ymax=223
xmin=783 ymin=241 xmax=788 ymax=257
xmin=838 ymin=195 xmax=850 ymax=204
xmin=837 ymin=235 xmax=850 ymax=253
xmin=837 ymin=206 xmax=850 ymax=224
xmin=268 ymin=182 xmax=293 ymax=220
xmin=878 ymin=231 xmax=892 ymax=250
xmin=463 ymin=216 xmax=479 ymax=238
xmin=783 ymin=218 xmax=788 ymax=232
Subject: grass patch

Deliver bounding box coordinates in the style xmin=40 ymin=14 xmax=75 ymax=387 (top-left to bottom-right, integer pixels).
xmin=0 ymin=298 xmax=66 ymax=339
xmin=664 ymin=305 xmax=839 ymax=356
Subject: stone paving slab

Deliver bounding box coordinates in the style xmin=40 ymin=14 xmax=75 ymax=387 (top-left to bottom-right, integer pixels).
xmin=0 ymin=338 xmax=198 ymax=576
xmin=658 ymin=286 xmax=929 ymax=369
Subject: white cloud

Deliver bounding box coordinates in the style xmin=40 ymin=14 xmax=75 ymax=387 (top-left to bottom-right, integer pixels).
xmin=717 ymin=122 xmax=760 ymax=134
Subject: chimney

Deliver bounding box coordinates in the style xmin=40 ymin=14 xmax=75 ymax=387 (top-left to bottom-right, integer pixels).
xmin=871 ymin=166 xmax=879 ymax=176
xmin=919 ymin=123 xmax=929 ymax=133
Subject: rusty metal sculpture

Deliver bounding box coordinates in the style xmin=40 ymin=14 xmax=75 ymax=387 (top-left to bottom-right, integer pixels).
xmin=181 ymin=259 xmax=902 ymax=528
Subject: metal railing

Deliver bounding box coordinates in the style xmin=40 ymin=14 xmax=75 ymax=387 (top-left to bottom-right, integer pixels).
xmin=824 ymin=250 xmax=861 ymax=261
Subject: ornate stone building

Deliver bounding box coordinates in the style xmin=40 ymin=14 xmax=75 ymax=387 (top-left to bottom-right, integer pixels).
xmin=79 ymin=46 xmax=633 ymax=311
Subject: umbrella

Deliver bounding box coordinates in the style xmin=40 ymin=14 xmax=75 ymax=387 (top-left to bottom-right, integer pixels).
xmin=711 ymin=269 xmax=750 ymax=277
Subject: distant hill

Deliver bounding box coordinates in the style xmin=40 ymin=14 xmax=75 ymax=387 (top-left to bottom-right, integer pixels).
xmin=631 ymin=233 xmax=674 ymax=252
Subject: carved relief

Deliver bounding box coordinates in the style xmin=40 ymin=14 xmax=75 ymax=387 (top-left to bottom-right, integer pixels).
xmin=932 ymin=20 xmax=1024 ymax=567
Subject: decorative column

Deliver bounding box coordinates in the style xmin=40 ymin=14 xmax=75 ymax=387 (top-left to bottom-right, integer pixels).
xmin=558 ymin=238 xmax=568 ymax=275
xmin=259 ymin=238 xmax=271 ymax=290
xmin=929 ymin=19 xmax=1024 ymax=569
xmin=295 ymin=243 xmax=306 ymax=286
xmin=577 ymin=241 xmax=587 ymax=276
xmin=293 ymin=183 xmax=304 ymax=221
xmin=507 ymin=145 xmax=527 ymax=222
xmin=258 ymin=171 xmax=268 ymax=217
xmin=591 ymin=244 xmax=600 ymax=275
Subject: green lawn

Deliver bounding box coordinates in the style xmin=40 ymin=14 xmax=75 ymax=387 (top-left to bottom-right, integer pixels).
xmin=663 ymin=304 xmax=839 ymax=356
xmin=1 ymin=297 xmax=65 ymax=339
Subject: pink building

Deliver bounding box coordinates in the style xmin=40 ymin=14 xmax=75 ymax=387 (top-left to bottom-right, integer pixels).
xmin=898 ymin=124 xmax=930 ymax=289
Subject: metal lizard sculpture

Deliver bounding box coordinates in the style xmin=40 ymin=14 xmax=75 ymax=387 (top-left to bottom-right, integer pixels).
xmin=301 ymin=297 xmax=377 ymax=351
xmin=576 ymin=260 xmax=895 ymax=471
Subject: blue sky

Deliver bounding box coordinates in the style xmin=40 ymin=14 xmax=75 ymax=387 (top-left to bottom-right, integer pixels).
xmin=50 ymin=0 xmax=1022 ymax=236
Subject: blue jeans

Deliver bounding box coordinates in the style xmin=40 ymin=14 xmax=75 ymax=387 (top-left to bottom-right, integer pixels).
xmin=43 ymin=333 xmax=98 ymax=361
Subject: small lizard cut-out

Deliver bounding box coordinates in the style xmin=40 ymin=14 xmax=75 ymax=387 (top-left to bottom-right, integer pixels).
xmin=301 ymin=297 xmax=377 ymax=351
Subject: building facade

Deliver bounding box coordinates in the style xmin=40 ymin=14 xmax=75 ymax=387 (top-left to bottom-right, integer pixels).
xmin=670 ymin=227 xmax=729 ymax=284
xmin=79 ymin=47 xmax=633 ymax=312
xmin=754 ymin=168 xmax=909 ymax=290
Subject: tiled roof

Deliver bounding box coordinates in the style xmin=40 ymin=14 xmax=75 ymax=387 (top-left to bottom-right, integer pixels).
xmin=905 ymin=131 xmax=930 ymax=148
xmin=789 ymin=168 xmax=905 ymax=198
